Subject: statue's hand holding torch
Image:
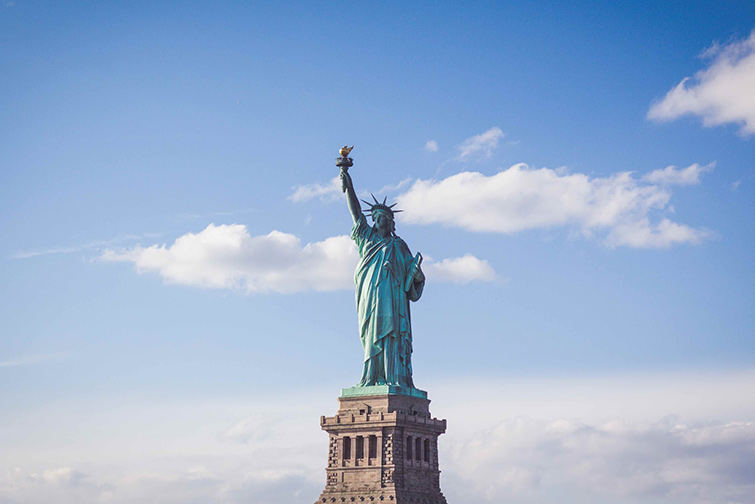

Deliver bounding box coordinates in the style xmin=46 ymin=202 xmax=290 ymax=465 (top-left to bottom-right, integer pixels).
xmin=340 ymin=169 xmax=353 ymax=193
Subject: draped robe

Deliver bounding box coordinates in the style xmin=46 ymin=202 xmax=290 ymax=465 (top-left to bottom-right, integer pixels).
xmin=351 ymin=214 xmax=424 ymax=387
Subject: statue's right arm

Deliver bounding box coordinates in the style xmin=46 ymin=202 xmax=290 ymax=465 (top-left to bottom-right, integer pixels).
xmin=341 ymin=170 xmax=363 ymax=224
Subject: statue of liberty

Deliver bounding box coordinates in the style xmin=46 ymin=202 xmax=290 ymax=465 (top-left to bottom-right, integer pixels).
xmin=338 ymin=149 xmax=425 ymax=389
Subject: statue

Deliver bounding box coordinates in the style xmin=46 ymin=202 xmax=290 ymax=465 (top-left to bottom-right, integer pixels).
xmin=337 ymin=147 xmax=425 ymax=389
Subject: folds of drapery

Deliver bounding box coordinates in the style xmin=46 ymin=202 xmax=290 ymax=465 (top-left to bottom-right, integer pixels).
xmin=351 ymin=215 xmax=424 ymax=387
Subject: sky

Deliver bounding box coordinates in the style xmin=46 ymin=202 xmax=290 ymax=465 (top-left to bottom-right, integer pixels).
xmin=1 ymin=1 xmax=754 ymax=503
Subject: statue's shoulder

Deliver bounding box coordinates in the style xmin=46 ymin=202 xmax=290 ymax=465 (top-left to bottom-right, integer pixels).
xmin=352 ymin=214 xmax=370 ymax=238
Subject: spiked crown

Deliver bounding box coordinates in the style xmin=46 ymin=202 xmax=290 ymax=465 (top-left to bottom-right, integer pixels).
xmin=362 ymin=194 xmax=402 ymax=221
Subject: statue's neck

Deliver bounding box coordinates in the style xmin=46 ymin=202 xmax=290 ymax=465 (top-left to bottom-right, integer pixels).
xmin=374 ymin=227 xmax=392 ymax=240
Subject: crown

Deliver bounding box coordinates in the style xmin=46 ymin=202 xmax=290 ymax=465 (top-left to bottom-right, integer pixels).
xmin=362 ymin=194 xmax=402 ymax=220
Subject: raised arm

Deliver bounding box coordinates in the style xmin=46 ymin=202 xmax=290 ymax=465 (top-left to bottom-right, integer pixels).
xmin=340 ymin=170 xmax=363 ymax=224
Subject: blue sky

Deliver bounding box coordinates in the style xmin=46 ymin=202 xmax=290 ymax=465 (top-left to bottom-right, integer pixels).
xmin=1 ymin=2 xmax=754 ymax=503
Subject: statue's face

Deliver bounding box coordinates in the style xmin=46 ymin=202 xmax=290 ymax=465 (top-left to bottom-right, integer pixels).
xmin=373 ymin=212 xmax=394 ymax=236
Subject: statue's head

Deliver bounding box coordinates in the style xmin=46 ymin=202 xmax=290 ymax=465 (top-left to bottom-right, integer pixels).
xmin=372 ymin=209 xmax=395 ymax=235
xmin=363 ymin=194 xmax=401 ymax=236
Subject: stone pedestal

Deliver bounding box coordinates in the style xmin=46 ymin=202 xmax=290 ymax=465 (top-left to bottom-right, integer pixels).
xmin=315 ymin=387 xmax=448 ymax=504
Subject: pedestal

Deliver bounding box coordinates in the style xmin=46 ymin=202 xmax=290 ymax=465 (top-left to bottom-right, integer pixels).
xmin=315 ymin=387 xmax=448 ymax=504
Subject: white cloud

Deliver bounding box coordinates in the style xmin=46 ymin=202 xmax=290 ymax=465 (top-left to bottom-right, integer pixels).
xmin=648 ymin=30 xmax=755 ymax=136
xmin=101 ymin=225 xmax=357 ymax=293
xmin=642 ymin=162 xmax=715 ymax=185
xmin=425 ymin=140 xmax=439 ymax=152
xmin=606 ymin=217 xmax=709 ymax=248
xmin=396 ymin=163 xmax=711 ymax=248
xmin=38 ymin=467 xmax=88 ymax=486
xmin=288 ymin=176 xmax=342 ymax=203
xmin=101 ymin=224 xmax=495 ymax=293
xmin=425 ymin=254 xmax=497 ymax=283
xmin=457 ymin=127 xmax=504 ymax=161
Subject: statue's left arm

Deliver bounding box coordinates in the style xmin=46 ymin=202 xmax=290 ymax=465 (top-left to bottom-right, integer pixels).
xmin=403 ymin=247 xmax=425 ymax=302
xmin=408 ymin=264 xmax=424 ymax=301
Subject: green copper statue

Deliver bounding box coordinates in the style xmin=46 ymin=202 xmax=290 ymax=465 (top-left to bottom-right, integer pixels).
xmin=338 ymin=148 xmax=425 ymax=389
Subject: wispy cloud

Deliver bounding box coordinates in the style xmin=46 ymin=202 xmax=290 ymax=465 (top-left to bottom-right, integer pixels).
xmin=425 ymin=140 xmax=439 ymax=152
xmin=220 ymin=414 xmax=276 ymax=444
xmin=0 ymin=352 xmax=69 ymax=368
xmin=642 ymin=162 xmax=715 ymax=185
xmin=288 ymin=176 xmax=342 ymax=203
xmin=457 ymin=127 xmax=504 ymax=161
xmin=396 ymin=163 xmax=712 ymax=248
xmin=372 ymin=177 xmax=413 ymax=197
xmin=648 ymin=29 xmax=755 ymax=136
xmin=290 ymin=177 xmax=413 ymax=205
xmin=101 ymin=224 xmax=494 ymax=293
xmin=11 ymin=234 xmax=160 ymax=260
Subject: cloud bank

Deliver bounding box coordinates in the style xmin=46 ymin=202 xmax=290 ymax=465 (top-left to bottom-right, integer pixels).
xmin=445 ymin=417 xmax=755 ymax=504
xmin=648 ymin=30 xmax=755 ymax=136
xmin=396 ymin=163 xmax=711 ymax=248
xmin=101 ymin=224 xmax=495 ymax=292
xmin=5 ymin=420 xmax=753 ymax=504
xmin=4 ymin=369 xmax=755 ymax=504
xmin=0 ymin=465 xmax=319 ymax=504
